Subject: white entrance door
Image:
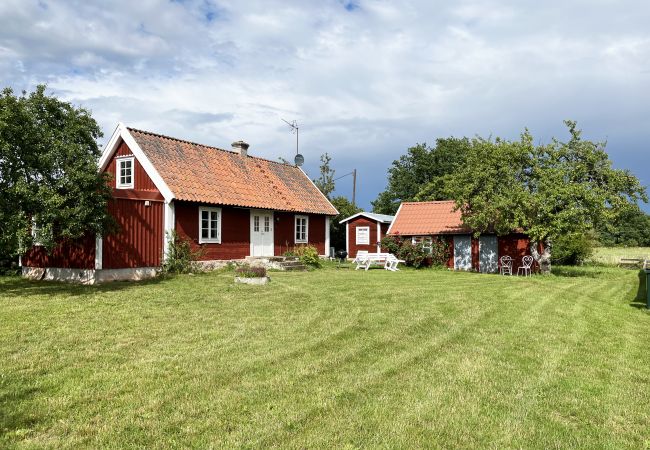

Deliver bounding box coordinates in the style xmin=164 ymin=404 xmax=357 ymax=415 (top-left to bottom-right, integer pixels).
xmin=454 ymin=235 xmax=472 ymax=271
xmin=250 ymin=210 xmax=274 ymax=256
xmin=479 ymin=235 xmax=498 ymax=273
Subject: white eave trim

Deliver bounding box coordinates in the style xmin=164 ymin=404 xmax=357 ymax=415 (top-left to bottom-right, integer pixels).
xmin=98 ymin=122 xmax=175 ymax=202
xmin=298 ymin=167 xmax=339 ymax=216
xmin=339 ymin=212 xmax=393 ymax=224
xmin=386 ymin=203 xmax=403 ymax=235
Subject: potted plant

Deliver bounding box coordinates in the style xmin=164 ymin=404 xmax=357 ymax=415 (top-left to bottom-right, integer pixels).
xmin=234 ymin=265 xmax=270 ymax=285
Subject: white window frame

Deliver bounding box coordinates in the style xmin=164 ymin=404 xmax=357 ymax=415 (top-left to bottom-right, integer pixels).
xmin=32 ymin=217 xmax=45 ymax=246
xmin=412 ymin=236 xmax=433 ymax=253
xmin=116 ymin=156 xmax=135 ymax=189
xmin=295 ymin=215 xmax=308 ymax=244
xmin=198 ymin=206 xmax=222 ymax=244
xmin=356 ymin=226 xmax=370 ymax=245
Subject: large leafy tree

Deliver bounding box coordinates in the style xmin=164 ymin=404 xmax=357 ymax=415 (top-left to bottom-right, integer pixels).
xmin=330 ymin=196 xmax=362 ymax=252
xmin=596 ymin=205 xmax=650 ymax=247
xmin=446 ymin=121 xmax=647 ymax=273
xmin=371 ymin=138 xmax=470 ymax=214
xmin=0 ymin=85 xmax=114 ymax=257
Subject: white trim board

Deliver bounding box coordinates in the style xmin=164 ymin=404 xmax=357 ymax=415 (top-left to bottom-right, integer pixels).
xmin=98 ymin=122 xmax=174 ymax=202
xmin=386 ymin=203 xmax=403 ymax=235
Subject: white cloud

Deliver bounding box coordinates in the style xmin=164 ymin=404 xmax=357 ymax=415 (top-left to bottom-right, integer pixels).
xmin=1 ymin=0 xmax=650 ymax=207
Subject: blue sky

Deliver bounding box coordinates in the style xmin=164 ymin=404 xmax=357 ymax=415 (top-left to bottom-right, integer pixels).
xmin=1 ymin=0 xmax=649 ymax=211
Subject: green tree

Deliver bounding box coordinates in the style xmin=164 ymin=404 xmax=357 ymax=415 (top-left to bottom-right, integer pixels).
xmin=313 ymin=152 xmax=335 ymax=199
xmin=0 ymin=85 xmax=114 ymax=258
xmin=596 ymin=205 xmax=650 ymax=247
xmin=330 ymin=196 xmax=361 ymax=252
xmin=446 ymin=121 xmax=646 ymax=274
xmin=371 ymin=138 xmax=470 ymax=214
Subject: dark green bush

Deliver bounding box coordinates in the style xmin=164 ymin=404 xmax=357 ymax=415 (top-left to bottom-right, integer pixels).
xmin=380 ymin=235 xmax=450 ymax=268
xmin=162 ymin=231 xmax=204 ymax=274
xmin=552 ymin=232 xmax=595 ymax=265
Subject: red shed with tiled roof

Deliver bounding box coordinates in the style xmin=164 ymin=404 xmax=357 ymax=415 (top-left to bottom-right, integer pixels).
xmin=21 ymin=123 xmax=338 ymax=282
xmin=388 ymin=201 xmax=537 ymax=273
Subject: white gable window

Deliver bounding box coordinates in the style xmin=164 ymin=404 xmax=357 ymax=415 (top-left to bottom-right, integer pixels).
xmin=356 ymin=226 xmax=370 ymax=245
xmin=116 ymin=156 xmax=135 ymax=189
xmin=199 ymin=207 xmax=221 ymax=244
xmin=295 ymin=215 xmax=308 ymax=243
xmin=32 ymin=217 xmax=45 ymax=246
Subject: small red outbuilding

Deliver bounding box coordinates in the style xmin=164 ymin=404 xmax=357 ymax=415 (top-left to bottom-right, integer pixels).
xmin=339 ymin=212 xmax=395 ymax=256
xmin=388 ymin=201 xmax=537 ymax=273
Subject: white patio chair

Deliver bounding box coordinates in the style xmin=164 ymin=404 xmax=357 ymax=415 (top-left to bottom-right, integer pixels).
xmin=384 ymin=254 xmax=405 ymax=271
xmin=517 ymin=255 xmax=534 ymax=277
xmin=500 ymin=256 xmax=513 ymax=275
xmin=353 ymin=251 xmax=369 ymax=270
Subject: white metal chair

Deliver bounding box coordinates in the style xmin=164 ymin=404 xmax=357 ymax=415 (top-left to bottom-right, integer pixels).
xmin=517 ymin=255 xmax=534 ymax=277
xmin=500 ymin=256 xmax=513 ymax=275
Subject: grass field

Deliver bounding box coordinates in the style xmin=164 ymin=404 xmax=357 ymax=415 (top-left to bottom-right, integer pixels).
xmin=589 ymin=247 xmax=650 ymax=266
xmin=2 ymin=264 xmax=650 ymax=448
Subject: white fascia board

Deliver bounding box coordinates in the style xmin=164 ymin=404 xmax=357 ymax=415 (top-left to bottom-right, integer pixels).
xmin=298 ymin=167 xmax=339 ymax=215
xmin=98 ymin=123 xmax=174 ymax=202
xmin=386 ymin=203 xmax=403 ymax=235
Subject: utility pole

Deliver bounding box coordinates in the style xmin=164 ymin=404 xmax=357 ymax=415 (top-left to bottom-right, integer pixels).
xmin=352 ymin=169 xmax=357 ymax=207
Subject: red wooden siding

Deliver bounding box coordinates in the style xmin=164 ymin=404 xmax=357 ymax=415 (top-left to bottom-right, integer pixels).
xmin=22 ymin=235 xmax=95 ymax=269
xmin=103 ymin=198 xmax=164 ymax=268
xmin=273 ymin=212 xmax=325 ymax=255
xmin=175 ymin=202 xmax=250 ymax=260
xmin=347 ymin=217 xmax=381 ymax=256
xmin=308 ymin=214 xmax=326 ymax=255
xmin=498 ymin=234 xmax=539 ymax=272
xmin=104 ymin=139 xmax=161 ymax=199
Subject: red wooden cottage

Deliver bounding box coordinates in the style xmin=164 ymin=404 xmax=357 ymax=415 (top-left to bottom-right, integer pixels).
xmin=339 ymin=212 xmax=394 ymax=256
xmin=387 ymin=201 xmax=536 ymax=272
xmin=22 ymin=123 xmax=338 ymax=283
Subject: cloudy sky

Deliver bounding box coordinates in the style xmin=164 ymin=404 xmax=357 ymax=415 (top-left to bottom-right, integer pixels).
xmin=2 ymin=0 xmax=649 ymax=210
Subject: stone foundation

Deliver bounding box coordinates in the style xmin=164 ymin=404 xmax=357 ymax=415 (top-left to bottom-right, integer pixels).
xmin=22 ymin=266 xmax=159 ymax=285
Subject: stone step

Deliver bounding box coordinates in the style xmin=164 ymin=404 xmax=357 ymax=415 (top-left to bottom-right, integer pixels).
xmin=282 ymin=264 xmax=307 ymax=271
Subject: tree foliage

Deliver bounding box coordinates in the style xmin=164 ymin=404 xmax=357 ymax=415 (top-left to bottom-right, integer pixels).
xmin=445 ymin=121 xmax=647 ymax=273
xmin=330 ymin=196 xmax=362 ymax=252
xmin=596 ymin=205 xmax=650 ymax=247
xmin=0 ymin=85 xmax=114 ymax=257
xmin=371 ymin=138 xmax=470 ymax=214
xmin=313 ymin=152 xmax=335 ymax=199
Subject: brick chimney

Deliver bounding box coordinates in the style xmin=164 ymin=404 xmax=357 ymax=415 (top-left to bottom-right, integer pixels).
xmin=231 ymin=140 xmax=249 ymax=157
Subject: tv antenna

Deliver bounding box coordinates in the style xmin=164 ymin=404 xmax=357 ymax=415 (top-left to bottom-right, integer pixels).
xmin=282 ymin=119 xmax=303 ymax=166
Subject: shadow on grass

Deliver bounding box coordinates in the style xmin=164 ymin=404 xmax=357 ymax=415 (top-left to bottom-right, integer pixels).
xmin=0 ymin=274 xmax=168 ymax=299
xmin=551 ymin=266 xmax=606 ymax=278
xmin=0 ymin=373 xmax=43 ymax=444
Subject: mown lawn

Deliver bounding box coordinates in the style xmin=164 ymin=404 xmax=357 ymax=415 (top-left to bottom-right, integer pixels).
xmin=2 ymin=264 xmax=650 ymax=448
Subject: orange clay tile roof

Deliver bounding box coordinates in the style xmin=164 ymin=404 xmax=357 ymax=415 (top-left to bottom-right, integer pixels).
xmin=128 ymin=128 xmax=338 ymax=215
xmin=388 ymin=201 xmax=468 ymax=235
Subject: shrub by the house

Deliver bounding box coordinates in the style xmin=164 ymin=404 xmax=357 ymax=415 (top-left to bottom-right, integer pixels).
xmin=381 ymin=235 xmax=451 ymax=268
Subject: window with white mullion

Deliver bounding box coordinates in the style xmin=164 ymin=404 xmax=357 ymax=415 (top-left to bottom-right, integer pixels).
xmin=295 ymin=215 xmax=308 ymax=243
xmin=116 ymin=156 xmax=134 ymax=189
xmin=199 ymin=207 xmax=221 ymax=243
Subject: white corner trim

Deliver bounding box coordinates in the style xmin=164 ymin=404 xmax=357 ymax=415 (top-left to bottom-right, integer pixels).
xmin=297 ymin=167 xmax=339 ymax=215
xmin=163 ymin=201 xmax=175 ymax=260
xmin=95 ymin=236 xmax=103 ymax=270
xmin=345 ymin=222 xmax=349 ymax=255
xmin=98 ymin=123 xmax=174 ymax=202
xmin=386 ymin=203 xmax=403 ymax=235
xmin=377 ymin=221 xmax=381 ymax=253
xmin=325 ymin=216 xmax=330 ymax=256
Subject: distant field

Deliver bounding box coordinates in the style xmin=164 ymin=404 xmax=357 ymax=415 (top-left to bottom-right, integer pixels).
xmin=589 ymin=247 xmax=650 ymax=266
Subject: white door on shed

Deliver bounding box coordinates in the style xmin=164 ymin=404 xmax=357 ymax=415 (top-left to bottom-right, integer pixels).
xmin=479 ymin=235 xmax=498 ymax=273
xmin=250 ymin=210 xmax=274 ymax=257
xmin=453 ymin=235 xmax=472 ymax=270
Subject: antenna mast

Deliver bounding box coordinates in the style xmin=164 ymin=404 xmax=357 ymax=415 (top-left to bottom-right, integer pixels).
xmin=282 ymin=119 xmax=303 ymax=166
